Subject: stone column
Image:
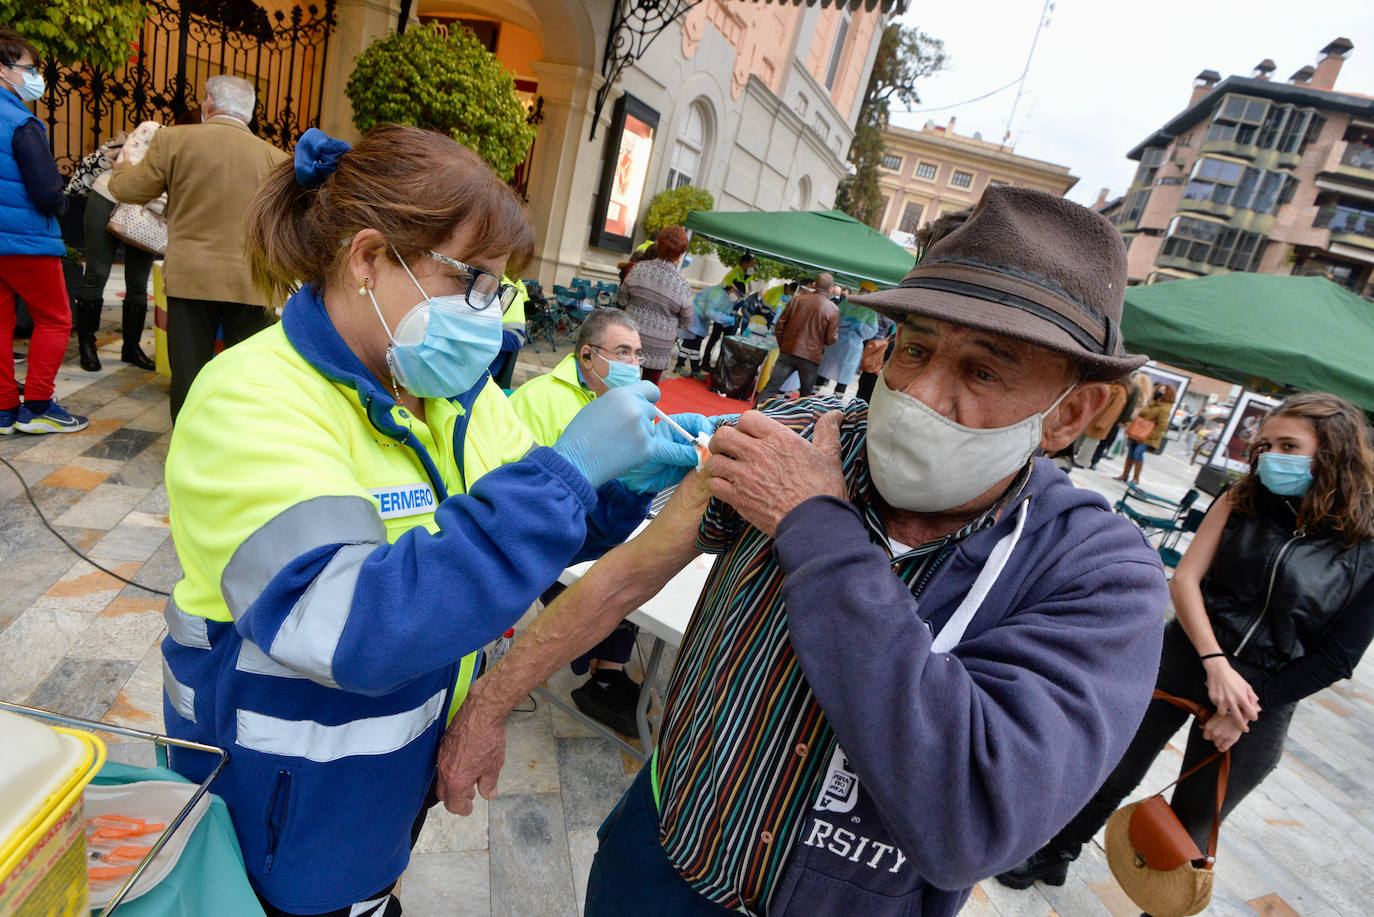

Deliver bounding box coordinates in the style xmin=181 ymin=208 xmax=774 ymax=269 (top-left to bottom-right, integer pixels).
xmin=317 ymin=0 xmax=404 ymax=142
xmin=525 ymin=59 xmax=611 ymax=287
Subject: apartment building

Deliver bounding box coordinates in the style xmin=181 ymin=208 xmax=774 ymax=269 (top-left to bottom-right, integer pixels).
xmin=876 ymin=118 xmax=1078 ymax=247
xmin=1116 ymin=38 xmax=1374 ymax=297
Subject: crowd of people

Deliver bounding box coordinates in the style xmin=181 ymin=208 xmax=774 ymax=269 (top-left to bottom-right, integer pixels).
xmin=5 ymin=29 xmax=1373 ymax=917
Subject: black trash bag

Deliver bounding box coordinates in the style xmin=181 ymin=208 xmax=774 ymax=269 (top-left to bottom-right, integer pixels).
xmin=710 ymin=336 xmax=769 ymax=400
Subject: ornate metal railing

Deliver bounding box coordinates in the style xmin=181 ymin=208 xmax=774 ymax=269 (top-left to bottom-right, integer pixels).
xmin=36 ymin=0 xmax=336 ymax=175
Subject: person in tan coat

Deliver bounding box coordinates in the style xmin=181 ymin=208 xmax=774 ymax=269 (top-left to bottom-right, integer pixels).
xmin=1118 ymin=384 xmax=1175 ymax=484
xmin=109 ymin=74 xmax=287 ymax=420
xmin=1072 ymin=381 xmax=1127 ymax=468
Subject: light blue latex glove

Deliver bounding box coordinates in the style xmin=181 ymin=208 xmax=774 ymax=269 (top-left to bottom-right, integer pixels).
xmin=617 ymin=413 xmax=736 ymax=494
xmin=618 ymin=421 xmax=701 ymax=494
xmin=552 ymin=381 xmax=661 ymax=488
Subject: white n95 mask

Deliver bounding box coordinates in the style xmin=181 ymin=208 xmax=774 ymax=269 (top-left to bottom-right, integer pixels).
xmin=866 ymin=369 xmax=1072 ymax=512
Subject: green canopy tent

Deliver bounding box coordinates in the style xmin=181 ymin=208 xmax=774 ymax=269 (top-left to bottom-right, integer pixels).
xmin=684 ymin=209 xmax=917 ymax=289
xmin=1122 ymin=272 xmax=1374 ymax=413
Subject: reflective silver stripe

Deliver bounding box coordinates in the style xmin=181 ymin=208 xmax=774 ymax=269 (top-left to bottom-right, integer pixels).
xmin=163 ymin=595 xmax=210 ymax=649
xmin=265 ymin=542 xmax=375 ymax=688
xmin=235 ymin=640 xmax=309 ymax=680
xmin=163 ymin=658 xmax=197 ymax=722
xmin=235 ymin=688 xmax=447 ymax=763
xmin=221 ymin=495 xmax=385 ymax=621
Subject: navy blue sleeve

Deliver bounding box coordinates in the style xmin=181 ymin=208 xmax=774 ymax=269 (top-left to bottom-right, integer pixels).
xmin=238 ymin=446 xmax=599 ymax=697
xmin=774 ymin=495 xmax=1166 ymax=889
xmin=571 ymin=478 xmax=652 ymax=565
xmin=13 ymin=122 xmax=68 ymax=217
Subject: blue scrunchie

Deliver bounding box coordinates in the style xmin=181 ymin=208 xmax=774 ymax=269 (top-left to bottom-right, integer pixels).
xmin=294 ymin=127 xmax=352 ymax=189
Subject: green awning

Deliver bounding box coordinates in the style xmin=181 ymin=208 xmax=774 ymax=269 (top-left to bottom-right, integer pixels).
xmin=684 ymin=209 xmax=917 ymax=289
xmin=1122 ymin=272 xmax=1374 ymax=412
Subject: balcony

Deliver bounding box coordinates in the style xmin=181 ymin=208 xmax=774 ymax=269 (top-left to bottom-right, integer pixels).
xmin=1315 ymin=205 xmax=1374 ymax=251
xmin=1335 ymin=142 xmax=1374 ymax=184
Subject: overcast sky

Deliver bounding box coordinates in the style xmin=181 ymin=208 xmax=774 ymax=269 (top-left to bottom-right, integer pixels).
xmin=891 ymin=0 xmax=1374 ymax=207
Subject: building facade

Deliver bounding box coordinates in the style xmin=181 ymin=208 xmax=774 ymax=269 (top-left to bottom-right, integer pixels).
xmin=1115 ymin=38 xmax=1374 ymax=299
xmin=876 ymin=118 xmax=1078 ymax=247
xmin=319 ymin=0 xmax=891 ymax=287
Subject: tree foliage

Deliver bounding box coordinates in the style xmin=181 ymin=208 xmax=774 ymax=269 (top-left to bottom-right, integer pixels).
xmin=0 ymin=0 xmax=146 ymax=72
xmin=836 ymin=24 xmax=947 ymax=229
xmin=644 ymin=185 xmax=716 ymax=255
xmin=346 ymin=24 xmax=536 ymax=181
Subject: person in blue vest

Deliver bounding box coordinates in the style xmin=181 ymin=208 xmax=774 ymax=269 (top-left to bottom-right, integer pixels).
xmin=158 ymin=125 xmax=706 ymax=917
xmin=0 ymin=28 xmax=87 ymax=435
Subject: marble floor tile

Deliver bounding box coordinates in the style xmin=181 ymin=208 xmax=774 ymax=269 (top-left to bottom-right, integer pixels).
xmin=68 ymin=597 xmax=167 ymax=661
xmin=26 ymin=656 xmax=137 ymax=722
xmin=52 ymin=481 xmax=150 ymax=530
xmin=44 ymin=559 xmax=144 ymax=609
xmin=103 ymin=639 xmax=167 ymax=732
xmin=81 ymin=426 xmax=163 ymax=463
xmin=132 ymin=483 xmax=169 ymax=516
xmin=90 ymin=395 xmax=158 ymax=423
xmin=118 ymin=536 xmax=181 ymax=598
xmin=0 ymin=603 xmax=97 ymax=700
xmin=499 ymin=703 xmax=562 ymax=795
xmin=88 ymin=516 xmax=170 ymax=563
xmin=0 ymin=458 xmax=60 ymax=500
xmin=413 ymin=795 xmax=490 ymax=855
xmin=488 ymin=792 xmax=577 ymax=917
xmin=39 ymin=463 xmax=110 ymax=491
xmin=400 ymin=850 xmax=490 ymax=917
xmin=123 ymin=401 xmax=173 ymax=434
xmin=109 ymin=441 xmax=169 ymax=489
xmin=12 ymin=419 xmax=124 ymax=464
xmin=566 ymin=826 xmax=597 ymax=917
xmin=555 ymin=737 xmax=634 ymax=832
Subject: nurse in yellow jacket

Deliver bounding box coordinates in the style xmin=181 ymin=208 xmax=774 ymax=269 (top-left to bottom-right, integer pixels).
xmin=159 ymin=126 xmax=696 ymax=917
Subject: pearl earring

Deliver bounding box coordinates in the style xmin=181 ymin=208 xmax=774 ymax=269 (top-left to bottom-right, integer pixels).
xmin=358 ymin=279 xmax=369 ymax=295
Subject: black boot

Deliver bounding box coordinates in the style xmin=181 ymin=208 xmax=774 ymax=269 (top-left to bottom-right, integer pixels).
xmin=993 ymin=842 xmax=1080 ymax=889
xmin=73 ymin=299 xmax=102 ymax=372
xmin=120 ymin=300 xmax=155 ymax=370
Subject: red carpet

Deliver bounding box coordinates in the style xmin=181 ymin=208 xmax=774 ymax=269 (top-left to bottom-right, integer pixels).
xmin=656 ymin=375 xmax=754 ymax=416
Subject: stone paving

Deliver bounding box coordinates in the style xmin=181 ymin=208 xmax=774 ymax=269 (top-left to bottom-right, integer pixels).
xmin=1 ymin=293 xmax=1371 ymax=916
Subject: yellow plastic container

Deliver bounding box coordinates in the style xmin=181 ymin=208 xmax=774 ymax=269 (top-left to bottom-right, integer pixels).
xmin=0 ymin=710 xmax=107 ymax=917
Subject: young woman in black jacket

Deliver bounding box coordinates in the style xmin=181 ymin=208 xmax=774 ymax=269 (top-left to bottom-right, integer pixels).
xmin=998 ymin=391 xmax=1374 ymax=888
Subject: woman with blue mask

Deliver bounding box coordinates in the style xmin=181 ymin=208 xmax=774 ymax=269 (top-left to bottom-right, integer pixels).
xmin=1002 ymin=391 xmax=1374 ymax=891
xmin=158 ymin=126 xmax=700 ymax=917
xmin=0 ymin=28 xmax=88 ymax=436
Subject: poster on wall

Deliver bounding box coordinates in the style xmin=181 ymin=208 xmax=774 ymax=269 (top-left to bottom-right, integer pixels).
xmin=1204 ymin=390 xmax=1282 ymax=475
xmin=590 ymin=93 xmax=660 ymax=253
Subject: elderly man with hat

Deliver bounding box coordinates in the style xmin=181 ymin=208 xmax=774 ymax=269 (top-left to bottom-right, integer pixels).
xmin=435 ymin=186 xmax=1168 ymax=917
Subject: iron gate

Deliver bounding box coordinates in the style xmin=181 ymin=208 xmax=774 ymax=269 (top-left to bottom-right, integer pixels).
xmin=37 ymin=0 xmax=336 ymax=175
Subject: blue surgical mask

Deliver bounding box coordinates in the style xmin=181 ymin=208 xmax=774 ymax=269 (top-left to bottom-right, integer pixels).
xmin=584 ymin=349 xmax=641 ymax=390
xmin=2 ymin=68 xmax=44 ymax=102
xmin=1257 ymin=452 xmax=1314 ymax=497
xmin=367 ymin=250 xmax=503 ymax=399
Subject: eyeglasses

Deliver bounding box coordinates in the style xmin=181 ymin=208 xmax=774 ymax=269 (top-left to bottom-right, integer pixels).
xmin=425 ymin=250 xmax=519 ymax=312
xmin=8 ymin=63 xmax=39 ymax=77
xmin=591 ymin=344 xmax=644 ymax=365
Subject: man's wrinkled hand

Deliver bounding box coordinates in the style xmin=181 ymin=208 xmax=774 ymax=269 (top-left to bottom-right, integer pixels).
xmin=435 ymin=692 xmax=507 ymax=815
xmin=705 ymin=409 xmax=847 ymax=536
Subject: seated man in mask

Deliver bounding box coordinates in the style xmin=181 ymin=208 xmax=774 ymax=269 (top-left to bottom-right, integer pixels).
xmin=438 ymin=186 xmax=1169 ymax=917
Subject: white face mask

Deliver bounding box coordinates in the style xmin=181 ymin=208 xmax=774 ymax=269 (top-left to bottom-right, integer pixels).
xmin=866 ymin=369 xmax=1073 ymax=513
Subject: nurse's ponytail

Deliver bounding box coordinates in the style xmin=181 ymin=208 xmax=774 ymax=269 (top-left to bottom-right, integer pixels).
xmin=246 ymin=124 xmax=534 ymax=305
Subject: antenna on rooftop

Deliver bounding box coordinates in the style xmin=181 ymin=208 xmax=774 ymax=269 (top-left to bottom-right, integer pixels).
xmin=1003 ymin=0 xmax=1053 ymax=147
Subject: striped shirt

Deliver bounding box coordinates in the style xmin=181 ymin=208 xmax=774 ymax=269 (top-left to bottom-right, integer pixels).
xmin=655 ymin=395 xmax=1019 ymax=914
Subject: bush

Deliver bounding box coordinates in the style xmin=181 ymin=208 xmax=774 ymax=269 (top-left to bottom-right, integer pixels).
xmin=1 ymin=0 xmax=146 ymax=72
xmin=345 ymin=24 xmax=535 ymax=181
xmin=644 ymin=185 xmax=715 ymax=255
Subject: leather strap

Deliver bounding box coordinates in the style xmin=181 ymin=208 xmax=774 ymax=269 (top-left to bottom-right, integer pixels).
xmin=1149 ymin=690 xmax=1232 ymax=863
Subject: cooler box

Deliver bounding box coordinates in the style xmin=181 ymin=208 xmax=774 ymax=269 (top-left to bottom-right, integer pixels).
xmin=0 ymin=710 xmax=106 ymax=916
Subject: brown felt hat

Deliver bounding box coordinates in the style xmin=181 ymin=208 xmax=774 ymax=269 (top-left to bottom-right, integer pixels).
xmin=851 ymin=185 xmax=1146 ymax=380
